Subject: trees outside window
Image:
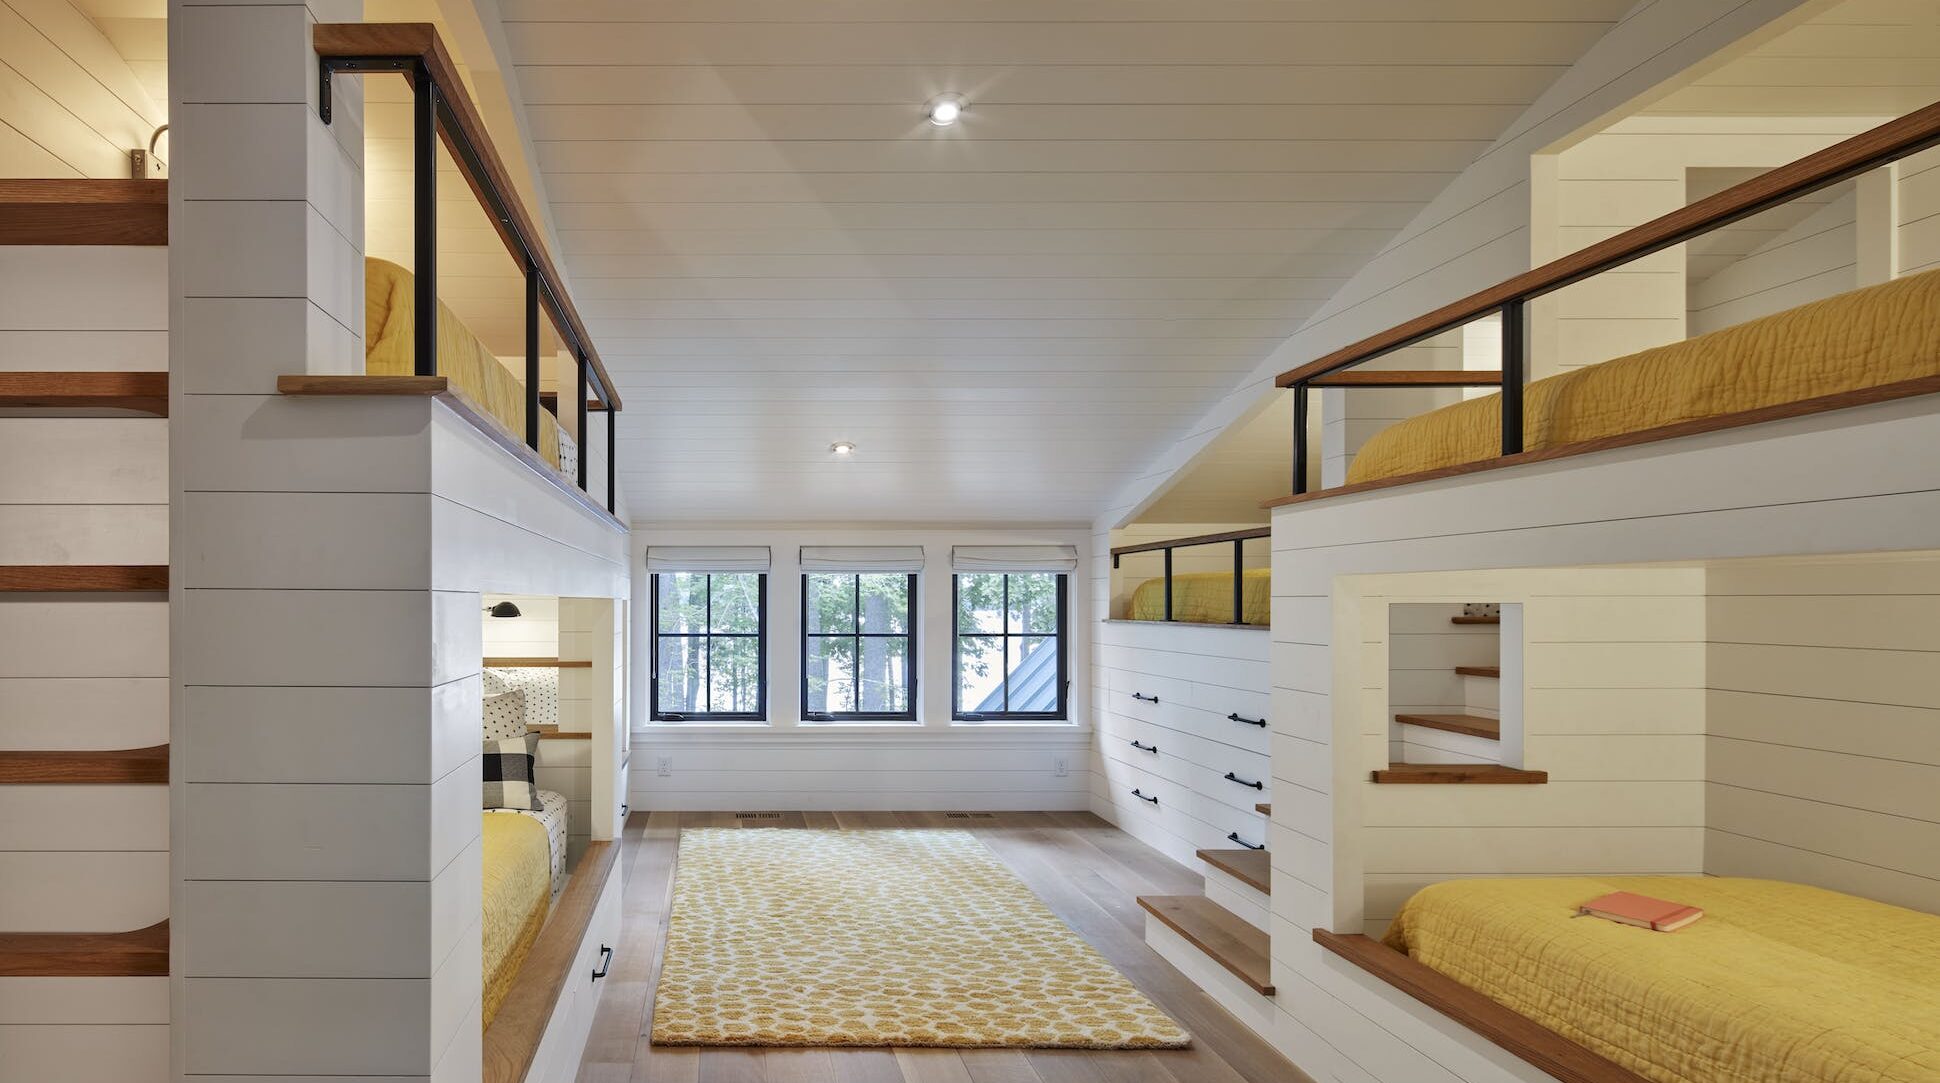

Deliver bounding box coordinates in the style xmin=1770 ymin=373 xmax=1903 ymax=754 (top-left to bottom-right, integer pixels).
xmin=953 ymin=572 xmax=1067 ymax=720
xmin=802 ymin=573 xmax=916 ymax=721
xmin=652 ymin=572 xmax=765 ymax=720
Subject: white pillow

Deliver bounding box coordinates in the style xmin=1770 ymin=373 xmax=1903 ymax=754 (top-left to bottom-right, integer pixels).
xmin=483 ymin=688 xmax=528 ymax=740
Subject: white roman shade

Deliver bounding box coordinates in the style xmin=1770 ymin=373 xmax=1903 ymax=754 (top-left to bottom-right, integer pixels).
xmin=798 ymin=545 xmax=926 ymax=574
xmin=950 ymin=545 xmax=1079 ymax=574
xmin=645 ymin=546 xmax=772 ymax=573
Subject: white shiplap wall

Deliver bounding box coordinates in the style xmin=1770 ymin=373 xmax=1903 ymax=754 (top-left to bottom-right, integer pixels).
xmin=1688 ymin=187 xmax=1859 ymax=335
xmin=0 ymin=0 xmax=165 ymax=179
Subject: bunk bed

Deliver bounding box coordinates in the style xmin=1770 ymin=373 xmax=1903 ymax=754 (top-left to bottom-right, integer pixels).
xmin=1379 ymin=876 xmax=1940 ymax=1083
xmin=483 ymin=812 xmax=553 ymax=1029
xmin=1127 ymin=568 xmax=1270 ymax=624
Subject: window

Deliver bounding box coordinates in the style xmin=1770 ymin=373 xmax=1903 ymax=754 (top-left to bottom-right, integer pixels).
xmin=953 ymin=572 xmax=1067 ymax=720
xmin=651 ymin=572 xmax=766 ymax=721
xmin=801 ymin=573 xmax=916 ymax=721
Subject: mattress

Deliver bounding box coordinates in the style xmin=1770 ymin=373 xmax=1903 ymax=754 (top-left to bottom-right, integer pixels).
xmin=1128 ymin=567 xmax=1269 ymax=625
xmin=1348 ymin=268 xmax=1940 ymax=484
xmin=364 ymin=257 xmax=566 ymax=471
xmin=489 ymin=788 xmax=569 ymax=896
xmin=481 ymin=809 xmax=552 ymax=1030
xmin=1383 ymin=876 xmax=1940 ymax=1083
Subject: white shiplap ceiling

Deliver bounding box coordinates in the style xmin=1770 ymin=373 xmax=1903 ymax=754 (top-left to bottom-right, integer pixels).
xmin=497 ymin=0 xmax=1637 ymax=523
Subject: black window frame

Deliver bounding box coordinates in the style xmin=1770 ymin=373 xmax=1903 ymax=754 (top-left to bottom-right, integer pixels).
xmin=649 ymin=571 xmax=768 ymax=722
xmin=951 ymin=572 xmax=1069 ymax=722
xmin=799 ymin=572 xmax=919 ymax=723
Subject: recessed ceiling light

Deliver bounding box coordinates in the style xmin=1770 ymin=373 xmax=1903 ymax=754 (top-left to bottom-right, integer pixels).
xmin=829 ymin=441 xmax=857 ymax=456
xmin=926 ymin=95 xmax=964 ymax=127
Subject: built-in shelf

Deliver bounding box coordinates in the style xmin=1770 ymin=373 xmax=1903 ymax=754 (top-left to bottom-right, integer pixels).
xmin=1197 ymin=848 xmax=1270 ymax=895
xmin=0 ymin=179 xmax=167 ymax=246
xmin=1455 ymin=665 xmax=1500 ymax=678
xmin=1373 ymin=763 xmax=1545 ymax=784
xmin=1138 ymin=895 xmax=1274 ymax=996
xmin=0 ymin=745 xmax=169 ymax=784
xmin=0 ymin=565 xmax=167 ymax=592
xmin=485 ymin=657 xmax=593 ymax=668
xmin=1395 ymin=713 xmax=1500 ymax=740
xmin=1451 ymin=615 xmax=1500 ymax=625
xmin=0 ymin=920 xmax=169 ymax=977
xmin=0 ymin=371 xmax=168 ymax=415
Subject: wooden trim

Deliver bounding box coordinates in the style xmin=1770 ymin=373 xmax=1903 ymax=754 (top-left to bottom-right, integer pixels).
xmin=1255 ymin=802 xmax=1271 ymax=816
xmin=0 ymin=745 xmax=168 ymax=784
xmin=1372 ymin=763 xmax=1545 ymax=784
xmin=1196 ymin=848 xmax=1271 ymax=895
xmin=312 ymin=23 xmax=621 ymax=411
xmin=483 ymin=838 xmax=620 ymax=1083
xmin=0 ymin=179 xmax=167 ymax=245
xmin=1110 ymin=526 xmax=1270 ymax=558
xmin=1307 ymin=370 xmax=1501 ymax=387
xmin=278 ymin=375 xmax=626 ymax=532
xmin=0 ymin=920 xmax=168 ymax=977
xmin=1456 ymin=665 xmax=1501 ymax=678
xmin=536 ymin=731 xmax=591 ymax=741
xmin=1395 ymin=713 xmax=1499 ymax=740
xmin=485 ymin=657 xmax=594 ymax=668
xmin=0 ymin=372 xmax=167 ymax=415
xmin=1451 ymin=615 xmax=1500 ymax=625
xmin=0 ymin=565 xmax=167 ymax=591
xmin=1265 ymin=375 xmax=1940 ymax=509
xmin=1312 ymin=931 xmax=1651 ymax=1083
xmin=1137 ymin=895 xmax=1274 ymax=995
xmin=1276 ymin=100 xmax=1940 ymax=387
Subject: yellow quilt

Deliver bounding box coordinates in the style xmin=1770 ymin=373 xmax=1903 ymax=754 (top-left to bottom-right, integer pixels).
xmin=1128 ymin=568 xmax=1269 ymax=625
xmin=364 ymin=257 xmax=562 ymax=469
xmin=1349 ymin=269 xmax=1940 ymax=483
xmin=482 ymin=812 xmax=551 ymax=1029
xmin=1384 ymin=876 xmax=1940 ymax=1083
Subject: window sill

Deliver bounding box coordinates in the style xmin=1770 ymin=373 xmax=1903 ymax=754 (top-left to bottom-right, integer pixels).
xmin=633 ymin=725 xmax=1091 ymax=746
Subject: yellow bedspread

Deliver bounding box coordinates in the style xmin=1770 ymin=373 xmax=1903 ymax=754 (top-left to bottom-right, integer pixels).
xmin=1349 ymin=269 xmax=1940 ymax=484
xmin=1383 ymin=876 xmax=1940 ymax=1083
xmin=1128 ymin=568 xmax=1269 ymax=625
xmin=365 ymin=257 xmax=562 ymax=469
xmin=482 ymin=812 xmax=551 ymax=1030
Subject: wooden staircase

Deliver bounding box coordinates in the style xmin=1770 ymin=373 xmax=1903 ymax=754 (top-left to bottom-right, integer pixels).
xmin=1138 ymin=895 xmax=1274 ymax=996
xmin=1137 ymin=841 xmax=1277 ymax=1006
xmin=0 ymin=179 xmax=170 ymax=980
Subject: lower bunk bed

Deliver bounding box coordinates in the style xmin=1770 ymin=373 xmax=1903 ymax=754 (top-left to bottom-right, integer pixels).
xmin=1324 ymin=876 xmax=1940 ymax=1083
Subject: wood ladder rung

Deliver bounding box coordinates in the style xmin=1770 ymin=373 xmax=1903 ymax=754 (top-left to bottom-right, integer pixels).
xmin=0 ymin=920 xmax=168 ymax=977
xmin=0 ymin=565 xmax=168 ymax=592
xmin=0 ymin=180 xmax=167 ymax=246
xmin=1455 ymin=665 xmax=1500 ymax=678
xmin=1137 ymin=895 xmax=1274 ymax=995
xmin=0 ymin=745 xmax=169 ymax=784
xmin=1395 ymin=713 xmax=1500 ymax=740
xmin=0 ymin=372 xmax=168 ymax=415
xmin=1372 ymin=763 xmax=1546 ymax=785
xmin=1197 ymin=848 xmax=1271 ymax=895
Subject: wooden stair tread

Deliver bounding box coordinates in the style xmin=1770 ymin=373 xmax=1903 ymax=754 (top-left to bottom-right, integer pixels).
xmin=1197 ymin=848 xmax=1270 ymax=895
xmin=0 ymin=565 xmax=167 ymax=592
xmin=1255 ymin=802 xmax=1271 ymax=816
xmin=0 ymin=745 xmax=169 ymax=784
xmin=1455 ymin=665 xmax=1501 ymax=678
xmin=1137 ymin=895 xmax=1274 ymax=996
xmin=1451 ymin=614 xmax=1500 ymax=625
xmin=1395 ymin=712 xmax=1500 ymax=740
xmin=1373 ymin=763 xmax=1546 ymax=784
xmin=0 ymin=179 xmax=167 ymax=245
xmin=0 ymin=920 xmax=168 ymax=977
xmin=0 ymin=372 xmax=167 ymax=415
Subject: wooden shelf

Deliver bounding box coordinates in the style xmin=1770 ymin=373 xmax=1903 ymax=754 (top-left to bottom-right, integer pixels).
xmin=0 ymin=745 xmax=169 ymax=784
xmin=1395 ymin=713 xmax=1500 ymax=740
xmin=0 ymin=565 xmax=167 ymax=592
xmin=0 ymin=179 xmax=167 ymax=246
xmin=0 ymin=372 xmax=167 ymax=415
xmin=0 ymin=920 xmax=168 ymax=977
xmin=1138 ymin=895 xmax=1274 ymax=996
xmin=1307 ymin=370 xmax=1501 ymax=388
xmin=1255 ymin=802 xmax=1271 ymax=816
xmin=1197 ymin=848 xmax=1270 ymax=895
xmin=1313 ymin=931 xmax=1650 ymax=1083
xmin=484 ymin=838 xmax=620 ymax=1083
xmin=1373 ymin=763 xmax=1545 ymax=785
xmin=1451 ymin=615 xmax=1500 ymax=625
xmin=485 ymin=657 xmax=593 ymax=668
xmin=1455 ymin=665 xmax=1500 ymax=678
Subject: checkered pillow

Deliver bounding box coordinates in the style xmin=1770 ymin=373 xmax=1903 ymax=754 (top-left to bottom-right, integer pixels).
xmin=482 ymin=689 xmax=527 ymax=740
xmin=483 ymin=732 xmax=543 ymax=811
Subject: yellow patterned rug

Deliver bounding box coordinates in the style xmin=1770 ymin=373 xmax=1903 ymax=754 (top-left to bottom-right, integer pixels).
xmin=650 ymin=828 xmax=1191 ymax=1048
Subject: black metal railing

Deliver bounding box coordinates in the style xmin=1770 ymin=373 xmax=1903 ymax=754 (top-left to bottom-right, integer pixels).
xmin=315 ymin=25 xmax=623 ymax=515
xmin=1110 ymin=527 xmax=1269 ymax=625
xmin=1273 ymin=100 xmax=1940 ymax=499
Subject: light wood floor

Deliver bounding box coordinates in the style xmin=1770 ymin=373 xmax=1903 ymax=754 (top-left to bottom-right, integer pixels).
xmin=573 ymin=811 xmax=1311 ymax=1083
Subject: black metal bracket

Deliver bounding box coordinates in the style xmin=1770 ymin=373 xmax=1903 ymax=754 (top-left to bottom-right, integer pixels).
xmin=1224 ymin=771 xmax=1265 ymax=791
xmin=1228 ymin=712 xmax=1267 ymax=728
xmin=317 ymin=55 xmax=417 ymax=125
xmin=1227 ymin=832 xmax=1265 ymax=851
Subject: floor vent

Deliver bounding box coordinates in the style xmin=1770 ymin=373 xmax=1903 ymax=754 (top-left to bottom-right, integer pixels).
xmin=946 ymin=812 xmax=997 ymax=819
xmin=734 ymin=812 xmax=783 ymax=819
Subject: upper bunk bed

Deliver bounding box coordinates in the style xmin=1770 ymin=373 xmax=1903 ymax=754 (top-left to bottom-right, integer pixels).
xmin=1262 ymin=100 xmax=1940 ymax=512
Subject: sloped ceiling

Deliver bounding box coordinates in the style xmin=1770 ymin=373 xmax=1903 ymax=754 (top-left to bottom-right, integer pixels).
xmin=498 ymin=0 xmax=1638 ymax=522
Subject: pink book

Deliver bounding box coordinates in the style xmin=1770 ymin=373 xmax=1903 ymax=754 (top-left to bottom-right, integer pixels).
xmin=1578 ymin=891 xmax=1704 ymax=932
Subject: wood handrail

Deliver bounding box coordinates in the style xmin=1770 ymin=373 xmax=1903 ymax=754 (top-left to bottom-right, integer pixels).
xmin=0 ymin=179 xmax=167 ymax=245
xmin=0 ymin=920 xmax=169 ymax=977
xmin=311 ymin=23 xmax=621 ymax=411
xmin=1276 ymin=99 xmax=1940 ymax=387
xmin=1109 ymin=527 xmax=1269 ymax=559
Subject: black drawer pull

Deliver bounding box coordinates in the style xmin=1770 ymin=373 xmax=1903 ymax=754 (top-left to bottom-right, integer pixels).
xmin=1224 ymin=771 xmax=1265 ymax=790
xmin=1132 ymin=788 xmax=1159 ymax=805
xmin=1227 ymin=712 xmax=1267 ymax=728
xmin=1130 ymin=740 xmax=1158 ymax=754
xmin=591 ymin=944 xmax=613 ymax=980
xmin=1227 ymin=832 xmax=1264 ymax=851
xmin=1132 ymin=692 xmax=1160 ymax=704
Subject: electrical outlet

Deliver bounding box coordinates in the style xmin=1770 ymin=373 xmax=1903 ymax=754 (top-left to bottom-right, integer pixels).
xmin=656 ymin=755 xmax=672 ymax=777
xmin=1053 ymin=755 xmax=1069 ymax=778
